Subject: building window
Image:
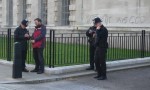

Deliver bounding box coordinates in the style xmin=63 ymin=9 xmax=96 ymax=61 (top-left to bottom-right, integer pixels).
xmin=0 ymin=0 xmax=2 ymax=3
xmin=61 ymin=0 xmax=70 ymax=26
xmin=26 ymin=4 xmax=31 ymax=9
xmin=17 ymin=0 xmax=31 ymax=25
xmin=26 ymin=2 xmax=32 ymax=25
xmin=0 ymin=0 xmax=2 ymax=24
xmin=23 ymin=0 xmax=27 ymax=19
xmin=42 ymin=0 xmax=48 ymax=25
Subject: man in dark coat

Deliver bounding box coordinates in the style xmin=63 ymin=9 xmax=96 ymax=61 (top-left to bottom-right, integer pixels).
xmin=31 ymin=18 xmax=46 ymax=74
xmin=14 ymin=19 xmax=30 ymax=72
xmin=86 ymin=20 xmax=97 ymax=70
xmin=93 ymin=17 xmax=108 ymax=80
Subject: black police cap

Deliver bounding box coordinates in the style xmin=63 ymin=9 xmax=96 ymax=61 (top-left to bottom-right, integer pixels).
xmin=93 ymin=17 xmax=102 ymax=24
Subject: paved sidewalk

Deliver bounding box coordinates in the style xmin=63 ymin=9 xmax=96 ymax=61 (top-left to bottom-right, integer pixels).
xmin=0 ymin=63 xmax=96 ymax=84
xmin=0 ymin=64 xmax=53 ymax=84
xmin=0 ymin=57 xmax=150 ymax=84
xmin=0 ymin=66 xmax=150 ymax=90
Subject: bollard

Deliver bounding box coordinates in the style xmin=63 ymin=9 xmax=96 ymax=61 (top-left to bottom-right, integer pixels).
xmin=12 ymin=42 xmax=22 ymax=78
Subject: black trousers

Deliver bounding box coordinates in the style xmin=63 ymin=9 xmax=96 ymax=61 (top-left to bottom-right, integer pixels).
xmin=94 ymin=47 xmax=107 ymax=77
xmin=21 ymin=49 xmax=27 ymax=69
xmin=33 ymin=48 xmax=45 ymax=72
xmin=89 ymin=44 xmax=96 ymax=68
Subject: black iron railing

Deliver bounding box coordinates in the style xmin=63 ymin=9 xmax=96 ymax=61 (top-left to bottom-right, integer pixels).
xmin=0 ymin=29 xmax=150 ymax=68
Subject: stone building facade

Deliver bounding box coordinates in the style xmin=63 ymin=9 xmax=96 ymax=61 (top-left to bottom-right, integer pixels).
xmin=0 ymin=0 xmax=150 ymax=30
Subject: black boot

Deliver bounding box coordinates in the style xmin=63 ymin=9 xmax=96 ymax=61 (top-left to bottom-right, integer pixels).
xmin=22 ymin=68 xmax=29 ymax=72
xmin=37 ymin=70 xmax=44 ymax=74
xmin=30 ymin=69 xmax=39 ymax=72
xmin=94 ymin=75 xmax=101 ymax=79
xmin=86 ymin=67 xmax=94 ymax=70
xmin=97 ymin=76 xmax=107 ymax=80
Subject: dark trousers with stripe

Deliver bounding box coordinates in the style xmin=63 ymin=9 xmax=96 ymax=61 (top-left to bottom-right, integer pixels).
xmin=94 ymin=47 xmax=107 ymax=77
xmin=89 ymin=44 xmax=96 ymax=68
xmin=21 ymin=49 xmax=27 ymax=70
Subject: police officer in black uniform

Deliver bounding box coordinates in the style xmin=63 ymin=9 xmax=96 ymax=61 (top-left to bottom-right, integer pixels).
xmin=14 ymin=19 xmax=30 ymax=72
xmin=93 ymin=17 xmax=108 ymax=80
xmin=86 ymin=20 xmax=97 ymax=70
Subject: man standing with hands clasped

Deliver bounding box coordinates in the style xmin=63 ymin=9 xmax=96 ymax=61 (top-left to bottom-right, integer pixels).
xmin=31 ymin=18 xmax=46 ymax=74
xmin=93 ymin=17 xmax=108 ymax=80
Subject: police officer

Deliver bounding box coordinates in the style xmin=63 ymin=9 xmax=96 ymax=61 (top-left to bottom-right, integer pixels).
xmin=14 ymin=19 xmax=30 ymax=72
xmin=86 ymin=19 xmax=97 ymax=70
xmin=93 ymin=17 xmax=108 ymax=80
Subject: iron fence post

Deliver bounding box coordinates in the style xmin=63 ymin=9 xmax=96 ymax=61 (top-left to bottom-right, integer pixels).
xmin=141 ymin=30 xmax=145 ymax=58
xmin=7 ymin=29 xmax=11 ymax=61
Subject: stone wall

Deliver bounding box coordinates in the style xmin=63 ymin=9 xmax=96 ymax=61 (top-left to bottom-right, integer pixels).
xmin=0 ymin=0 xmax=150 ymax=31
xmin=78 ymin=0 xmax=150 ymax=30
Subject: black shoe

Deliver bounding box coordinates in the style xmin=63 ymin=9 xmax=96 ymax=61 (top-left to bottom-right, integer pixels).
xmin=22 ymin=68 xmax=29 ymax=72
xmin=86 ymin=67 xmax=94 ymax=70
xmin=37 ymin=70 xmax=44 ymax=74
xmin=94 ymin=75 xmax=101 ymax=79
xmin=97 ymin=76 xmax=107 ymax=80
xmin=94 ymin=69 xmax=98 ymax=72
xmin=30 ymin=69 xmax=38 ymax=72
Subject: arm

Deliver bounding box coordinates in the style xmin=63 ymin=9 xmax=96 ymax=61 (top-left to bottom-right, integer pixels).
xmin=95 ymin=28 xmax=108 ymax=47
xmin=35 ymin=26 xmax=46 ymax=42
xmin=95 ymin=30 xmax=100 ymax=47
xmin=14 ymin=28 xmax=25 ymax=41
xmin=26 ymin=30 xmax=31 ymax=40
xmin=86 ymin=29 xmax=92 ymax=37
xmin=86 ymin=27 xmax=94 ymax=37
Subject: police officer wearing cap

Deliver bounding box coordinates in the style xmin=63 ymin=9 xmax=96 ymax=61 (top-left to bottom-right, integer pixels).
xmin=93 ymin=17 xmax=108 ymax=80
xmin=86 ymin=18 xmax=97 ymax=70
xmin=14 ymin=19 xmax=30 ymax=72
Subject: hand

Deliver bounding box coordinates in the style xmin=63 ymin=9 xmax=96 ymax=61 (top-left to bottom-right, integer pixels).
xmin=31 ymin=40 xmax=35 ymax=43
xmin=96 ymin=23 xmax=101 ymax=30
xmin=24 ymin=34 xmax=30 ymax=38
xmin=96 ymin=25 xmax=101 ymax=30
xmin=89 ymin=30 xmax=93 ymax=34
xmin=93 ymin=33 xmax=96 ymax=38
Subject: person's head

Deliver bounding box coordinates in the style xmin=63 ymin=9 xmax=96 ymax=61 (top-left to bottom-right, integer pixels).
xmin=93 ymin=17 xmax=102 ymax=27
xmin=21 ymin=19 xmax=28 ymax=29
xmin=34 ymin=18 xmax=42 ymax=26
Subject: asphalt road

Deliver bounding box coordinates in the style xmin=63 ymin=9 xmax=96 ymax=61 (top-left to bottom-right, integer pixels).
xmin=0 ymin=66 xmax=150 ymax=90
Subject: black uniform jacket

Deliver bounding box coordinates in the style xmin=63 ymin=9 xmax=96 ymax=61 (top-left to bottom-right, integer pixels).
xmin=86 ymin=26 xmax=96 ymax=45
xmin=14 ymin=26 xmax=29 ymax=50
xmin=95 ymin=25 xmax=108 ymax=48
